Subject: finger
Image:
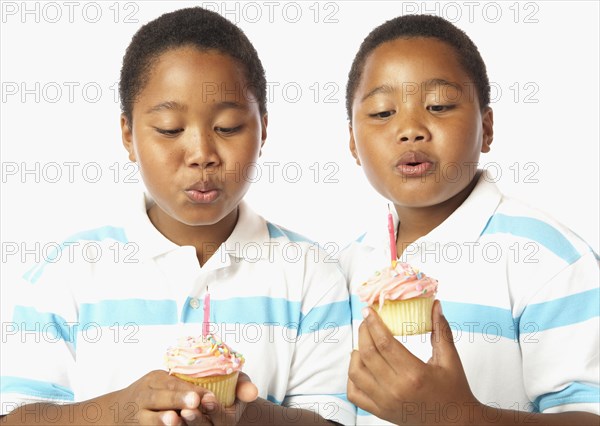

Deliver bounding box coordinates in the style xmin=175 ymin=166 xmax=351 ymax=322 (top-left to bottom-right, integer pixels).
xmin=139 ymin=389 xmax=202 ymax=411
xmin=212 ymin=403 xmax=246 ymax=426
xmin=200 ymin=392 xmax=217 ymax=413
xmin=347 ymin=350 xmax=381 ymax=396
xmin=180 ymin=408 xmax=212 ymax=425
xmin=347 ymin=377 xmax=381 ymax=419
xmin=430 ymin=300 xmax=461 ymax=368
xmin=236 ymin=372 xmax=258 ymax=402
xmin=360 ymin=307 xmax=422 ymax=373
xmin=202 ymin=393 xmax=245 ymax=426
xmin=139 ymin=410 xmax=183 ymax=426
xmin=357 ymin=315 xmax=388 ymax=374
xmin=150 ymin=373 xmax=204 ymax=393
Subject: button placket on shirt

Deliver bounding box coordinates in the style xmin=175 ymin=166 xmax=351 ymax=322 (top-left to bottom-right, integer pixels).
xmin=189 ymin=297 xmax=201 ymax=309
xmin=181 ymin=273 xmax=213 ymax=323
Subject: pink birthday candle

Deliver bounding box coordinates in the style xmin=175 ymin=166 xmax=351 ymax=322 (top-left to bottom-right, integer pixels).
xmin=202 ymin=292 xmax=210 ymax=337
xmin=388 ymin=205 xmax=397 ymax=263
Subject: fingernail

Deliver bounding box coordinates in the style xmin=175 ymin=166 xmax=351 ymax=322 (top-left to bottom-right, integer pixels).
xmin=361 ymin=307 xmax=370 ymax=319
xmin=202 ymin=392 xmax=216 ymax=412
xmin=182 ymin=412 xmax=196 ymax=422
xmin=160 ymin=413 xmax=174 ymax=426
xmin=184 ymin=392 xmax=197 ymax=407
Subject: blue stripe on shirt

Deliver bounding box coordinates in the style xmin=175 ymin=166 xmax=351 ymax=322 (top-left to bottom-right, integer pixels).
xmin=354 ymin=289 xmax=598 ymax=339
xmin=187 ymin=297 xmax=302 ymax=327
xmin=352 ymin=297 xmax=518 ymax=340
xmin=357 ymin=407 xmax=372 ymax=417
xmin=481 ymin=214 xmax=581 ymax=264
xmin=267 ymin=394 xmax=282 ymax=405
xmin=284 ymin=393 xmax=351 ymax=404
xmin=266 ymin=222 xmax=313 ymax=243
xmin=298 ymin=300 xmax=351 ymax=335
xmin=517 ymin=288 xmax=600 ymax=334
xmin=79 ymin=299 xmax=178 ymax=326
xmin=350 ymin=295 xmax=367 ymax=322
xmin=442 ymin=301 xmax=517 ymax=340
xmin=0 ymin=376 xmax=74 ymax=401
xmin=34 ymin=296 xmax=351 ymax=334
xmin=12 ymin=306 xmax=77 ymax=343
xmin=23 ymin=226 xmax=129 ymax=284
xmin=535 ymin=382 xmax=600 ymax=412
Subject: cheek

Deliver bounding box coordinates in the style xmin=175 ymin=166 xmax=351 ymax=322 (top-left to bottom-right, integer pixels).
xmin=357 ymin=136 xmax=389 ymax=170
xmin=133 ymin=143 xmax=180 ymax=186
xmin=229 ymin=138 xmax=261 ymax=164
xmin=353 ymin=128 xmax=376 ymax=160
xmin=135 ymin=137 xmax=180 ymax=166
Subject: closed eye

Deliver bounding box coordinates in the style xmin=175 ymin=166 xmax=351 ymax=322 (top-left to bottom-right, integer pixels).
xmin=368 ymin=110 xmax=395 ymax=119
xmin=154 ymin=127 xmax=183 ymax=136
xmin=427 ymin=105 xmax=455 ymax=113
xmin=215 ymin=125 xmax=243 ymax=135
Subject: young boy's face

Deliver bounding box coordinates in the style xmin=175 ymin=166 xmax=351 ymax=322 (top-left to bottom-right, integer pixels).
xmin=121 ymin=46 xmax=266 ymax=229
xmin=349 ymin=37 xmax=493 ymax=209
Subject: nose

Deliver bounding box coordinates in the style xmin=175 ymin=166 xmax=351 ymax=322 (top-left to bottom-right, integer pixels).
xmin=184 ymin=130 xmax=220 ymax=168
xmin=397 ymin=111 xmax=431 ymax=143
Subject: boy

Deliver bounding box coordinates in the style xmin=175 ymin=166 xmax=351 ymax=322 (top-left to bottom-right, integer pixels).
xmin=340 ymin=14 xmax=599 ymax=425
xmin=1 ymin=7 xmax=353 ymax=426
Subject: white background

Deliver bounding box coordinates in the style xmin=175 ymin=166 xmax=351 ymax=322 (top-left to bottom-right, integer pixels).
xmin=1 ymin=1 xmax=598 ymax=282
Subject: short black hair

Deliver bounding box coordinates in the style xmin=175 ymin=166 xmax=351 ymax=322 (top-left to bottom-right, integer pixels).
xmin=119 ymin=7 xmax=267 ymax=125
xmin=346 ymin=14 xmax=490 ymax=120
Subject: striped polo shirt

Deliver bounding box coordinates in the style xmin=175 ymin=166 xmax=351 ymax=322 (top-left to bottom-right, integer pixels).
xmin=1 ymin=194 xmax=354 ymax=425
xmin=339 ymin=170 xmax=599 ymax=425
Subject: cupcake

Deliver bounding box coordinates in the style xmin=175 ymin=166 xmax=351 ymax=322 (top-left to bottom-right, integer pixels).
xmin=357 ymin=261 xmax=438 ymax=335
xmin=164 ymin=334 xmax=245 ymax=406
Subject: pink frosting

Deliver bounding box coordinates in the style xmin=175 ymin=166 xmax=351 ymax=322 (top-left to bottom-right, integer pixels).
xmin=357 ymin=262 xmax=438 ymax=310
xmin=165 ymin=335 xmax=244 ymax=378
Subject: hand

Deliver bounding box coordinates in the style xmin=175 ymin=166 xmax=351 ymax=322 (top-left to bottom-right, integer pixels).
xmin=102 ymin=370 xmax=215 ymax=425
xmin=347 ymin=301 xmax=482 ymax=425
xmin=188 ymin=372 xmax=258 ymax=426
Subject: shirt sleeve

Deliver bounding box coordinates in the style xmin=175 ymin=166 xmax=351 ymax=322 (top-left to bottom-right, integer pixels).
xmin=282 ymin=250 xmax=355 ymax=426
xmin=518 ymin=250 xmax=599 ymax=415
xmin=1 ymin=255 xmax=79 ymax=415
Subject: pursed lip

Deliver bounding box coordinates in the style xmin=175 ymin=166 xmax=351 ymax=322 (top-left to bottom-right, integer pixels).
xmin=394 ymin=151 xmax=436 ymax=177
xmin=395 ymin=151 xmax=434 ymax=166
xmin=184 ymin=180 xmax=222 ymax=203
xmin=185 ymin=180 xmax=221 ymax=192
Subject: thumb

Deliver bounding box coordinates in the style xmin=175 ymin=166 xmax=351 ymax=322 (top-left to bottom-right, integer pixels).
xmin=236 ymin=372 xmax=258 ymax=402
xmin=430 ymin=300 xmax=460 ymax=368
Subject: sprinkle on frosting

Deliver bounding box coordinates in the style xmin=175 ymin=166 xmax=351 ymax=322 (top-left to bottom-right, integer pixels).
xmin=357 ymin=262 xmax=438 ymax=311
xmin=164 ymin=334 xmax=245 ymax=378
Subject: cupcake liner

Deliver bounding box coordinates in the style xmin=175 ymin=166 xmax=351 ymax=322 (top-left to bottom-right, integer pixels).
xmin=174 ymin=371 xmax=239 ymax=407
xmin=378 ymin=298 xmax=435 ymax=336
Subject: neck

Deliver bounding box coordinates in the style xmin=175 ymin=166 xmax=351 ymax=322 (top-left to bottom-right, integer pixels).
xmin=395 ymin=171 xmax=481 ymax=254
xmin=147 ymin=205 xmax=238 ymax=266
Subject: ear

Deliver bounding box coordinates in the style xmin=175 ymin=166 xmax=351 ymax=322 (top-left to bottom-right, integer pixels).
xmin=480 ymin=107 xmax=494 ymax=153
xmin=258 ymin=113 xmax=268 ymax=157
xmin=120 ymin=114 xmax=137 ymax=162
xmin=349 ymin=122 xmax=361 ymax=166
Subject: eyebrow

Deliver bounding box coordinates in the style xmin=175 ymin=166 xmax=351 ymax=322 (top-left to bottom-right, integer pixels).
xmin=212 ymin=101 xmax=248 ymax=111
xmin=145 ymin=100 xmax=248 ymax=114
xmin=360 ymin=84 xmax=396 ymax=102
xmin=360 ymin=79 xmax=463 ymax=102
xmin=145 ymin=101 xmax=187 ymax=114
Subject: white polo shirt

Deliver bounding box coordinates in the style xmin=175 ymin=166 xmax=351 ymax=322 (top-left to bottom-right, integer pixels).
xmin=339 ymin=171 xmax=599 ymax=425
xmin=1 ymin=194 xmax=354 ymax=425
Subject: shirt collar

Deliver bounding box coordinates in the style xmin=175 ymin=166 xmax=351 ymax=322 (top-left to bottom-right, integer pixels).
xmin=125 ymin=192 xmax=271 ymax=263
xmin=360 ymin=169 xmax=503 ymax=251
xmin=222 ymin=201 xmax=271 ymax=261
